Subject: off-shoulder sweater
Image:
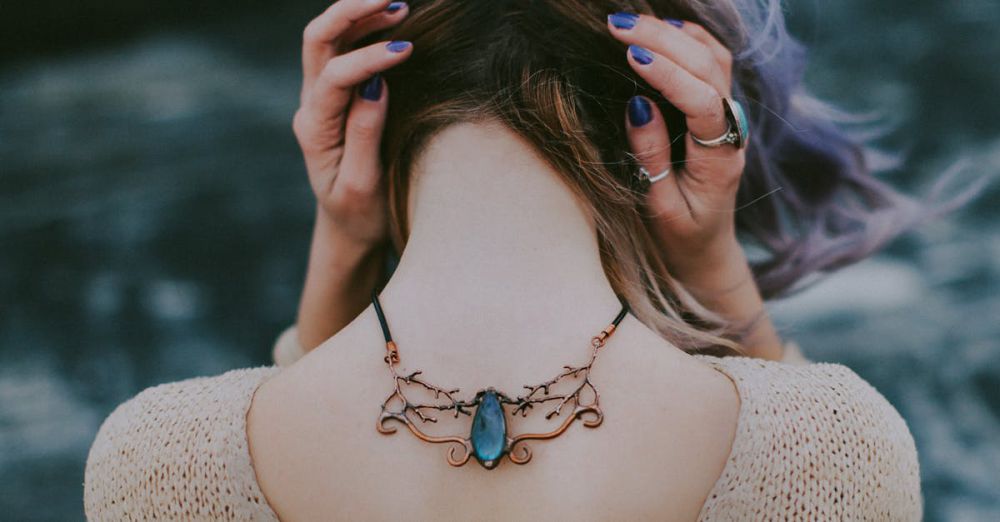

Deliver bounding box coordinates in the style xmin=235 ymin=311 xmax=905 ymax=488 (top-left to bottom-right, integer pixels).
xmin=83 ymin=327 xmax=923 ymax=520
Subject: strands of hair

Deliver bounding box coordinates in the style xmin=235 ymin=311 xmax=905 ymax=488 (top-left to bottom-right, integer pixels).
xmin=366 ymin=0 xmax=975 ymax=353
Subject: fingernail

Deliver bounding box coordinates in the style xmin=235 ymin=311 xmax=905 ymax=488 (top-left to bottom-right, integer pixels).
xmin=664 ymin=18 xmax=684 ymax=28
xmin=629 ymin=45 xmax=654 ymax=65
xmin=386 ymin=40 xmax=411 ymax=53
xmin=360 ymin=73 xmax=383 ymax=101
xmin=608 ymin=12 xmax=639 ymax=30
xmin=627 ymin=96 xmax=652 ymax=127
xmin=386 ymin=1 xmax=406 ymax=13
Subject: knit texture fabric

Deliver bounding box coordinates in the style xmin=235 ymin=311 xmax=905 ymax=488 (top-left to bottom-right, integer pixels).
xmin=84 ymin=366 xmax=282 ymax=521
xmin=84 ymin=333 xmax=922 ymax=520
xmin=692 ymin=355 xmax=923 ymax=521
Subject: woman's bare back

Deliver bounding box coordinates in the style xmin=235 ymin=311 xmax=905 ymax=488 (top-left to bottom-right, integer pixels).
xmin=247 ymin=309 xmax=740 ymax=521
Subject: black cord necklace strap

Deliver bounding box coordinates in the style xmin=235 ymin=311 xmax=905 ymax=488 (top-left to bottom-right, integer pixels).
xmin=371 ymin=288 xmax=629 ymax=338
xmin=593 ymin=300 xmax=631 ymax=347
xmin=371 ymin=288 xmax=398 ymax=364
xmin=372 ymin=289 xmax=629 ymax=343
xmin=370 ymin=288 xmax=629 ymax=360
xmin=371 ymin=288 xmax=393 ymax=343
xmin=612 ymin=301 xmax=630 ymax=325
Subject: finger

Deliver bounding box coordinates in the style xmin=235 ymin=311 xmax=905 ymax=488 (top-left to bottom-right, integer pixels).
xmin=304 ymin=39 xmax=413 ymax=124
xmin=626 ymin=95 xmax=671 ymax=178
xmin=625 ymin=95 xmax=690 ymax=221
xmin=330 ymin=76 xmax=389 ymax=205
xmin=607 ymin=13 xmax=728 ymax=96
xmin=625 ymin=45 xmax=744 ymax=189
xmin=302 ymin=0 xmax=396 ymax=88
xmin=340 ymin=2 xmax=409 ymax=48
xmin=671 ymin=19 xmax=733 ymax=90
xmin=625 ymin=45 xmax=728 ymax=144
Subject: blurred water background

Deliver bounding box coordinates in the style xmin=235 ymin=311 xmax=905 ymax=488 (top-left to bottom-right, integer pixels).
xmin=1 ymin=1 xmax=998 ymax=520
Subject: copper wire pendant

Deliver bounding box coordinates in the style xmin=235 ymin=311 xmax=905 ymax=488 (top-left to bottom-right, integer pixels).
xmin=371 ymin=290 xmax=629 ymax=469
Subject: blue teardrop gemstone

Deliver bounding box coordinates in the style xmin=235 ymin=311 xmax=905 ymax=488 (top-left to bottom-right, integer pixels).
xmin=471 ymin=389 xmax=506 ymax=465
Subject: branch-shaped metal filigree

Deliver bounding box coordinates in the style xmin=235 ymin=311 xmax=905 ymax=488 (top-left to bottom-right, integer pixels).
xmin=397 ymin=369 xmax=478 ymax=422
xmin=508 ymin=336 xmax=605 ymax=420
xmin=371 ymin=293 xmax=627 ymax=469
xmin=376 ymin=351 xmax=484 ymax=466
xmin=377 ymin=349 xmax=480 ymax=422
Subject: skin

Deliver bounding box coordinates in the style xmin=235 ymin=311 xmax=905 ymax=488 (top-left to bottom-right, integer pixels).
xmin=610 ymin=15 xmax=785 ymax=359
xmin=291 ymin=0 xmax=413 ymax=350
xmin=249 ymin=120 xmax=741 ymax=521
xmin=289 ymin=1 xmax=784 ymax=357
xmin=243 ymin=6 xmax=809 ymax=518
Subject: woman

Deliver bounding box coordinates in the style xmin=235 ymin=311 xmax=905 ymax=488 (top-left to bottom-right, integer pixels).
xmin=84 ymin=0 xmax=925 ymax=519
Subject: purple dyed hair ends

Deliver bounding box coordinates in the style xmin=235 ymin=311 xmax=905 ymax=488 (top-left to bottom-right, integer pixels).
xmin=690 ymin=0 xmax=978 ymax=297
xmin=372 ymin=0 xmax=979 ymax=349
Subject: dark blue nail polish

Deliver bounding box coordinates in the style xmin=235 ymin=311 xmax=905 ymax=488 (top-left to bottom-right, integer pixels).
xmin=608 ymin=12 xmax=639 ymax=30
xmin=386 ymin=40 xmax=411 ymax=53
xmin=665 ymin=18 xmax=684 ymax=28
xmin=627 ymin=96 xmax=652 ymax=127
xmin=629 ymin=45 xmax=654 ymax=65
xmin=386 ymin=2 xmax=405 ymax=13
xmin=360 ymin=74 xmax=383 ymax=101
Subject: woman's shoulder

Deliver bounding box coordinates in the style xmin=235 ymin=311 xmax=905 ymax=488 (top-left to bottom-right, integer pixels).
xmin=691 ymin=354 xmax=923 ymax=521
xmin=84 ymin=366 xmax=282 ymax=521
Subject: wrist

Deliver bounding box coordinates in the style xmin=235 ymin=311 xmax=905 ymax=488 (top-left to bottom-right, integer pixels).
xmin=661 ymin=238 xmax=785 ymax=361
xmin=666 ymin=237 xmax=749 ymax=292
xmin=667 ymin=239 xmax=763 ymax=321
xmin=295 ymin=212 xmax=387 ymax=351
xmin=313 ymin=208 xmax=384 ymax=271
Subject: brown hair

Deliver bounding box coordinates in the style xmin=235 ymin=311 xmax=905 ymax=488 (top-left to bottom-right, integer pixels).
xmin=369 ymin=0 xmax=935 ymax=353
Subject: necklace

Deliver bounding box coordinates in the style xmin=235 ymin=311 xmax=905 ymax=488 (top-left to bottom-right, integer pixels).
xmin=371 ymin=290 xmax=629 ymax=470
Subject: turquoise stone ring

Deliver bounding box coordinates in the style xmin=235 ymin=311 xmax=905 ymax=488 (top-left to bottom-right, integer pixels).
xmin=690 ymin=97 xmax=751 ymax=150
xmin=726 ymin=98 xmax=751 ymax=149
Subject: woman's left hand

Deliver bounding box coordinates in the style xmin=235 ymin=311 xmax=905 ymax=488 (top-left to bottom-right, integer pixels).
xmin=607 ymin=13 xmax=785 ymax=360
xmin=607 ymin=12 xmax=744 ymax=279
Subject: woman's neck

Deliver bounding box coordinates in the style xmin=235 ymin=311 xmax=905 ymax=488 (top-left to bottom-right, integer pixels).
xmin=376 ymin=121 xmax=625 ymax=364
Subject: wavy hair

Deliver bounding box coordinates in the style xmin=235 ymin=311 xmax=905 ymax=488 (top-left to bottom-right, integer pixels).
xmin=368 ymin=0 xmax=958 ymax=353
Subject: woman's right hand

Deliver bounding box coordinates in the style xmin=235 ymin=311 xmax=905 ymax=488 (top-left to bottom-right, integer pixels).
xmin=293 ymin=0 xmax=412 ymax=250
xmin=289 ymin=0 xmax=412 ymax=354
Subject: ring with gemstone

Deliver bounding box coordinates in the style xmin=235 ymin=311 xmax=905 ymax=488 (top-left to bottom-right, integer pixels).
xmin=690 ymin=98 xmax=750 ymax=150
xmin=636 ymin=166 xmax=671 ymax=184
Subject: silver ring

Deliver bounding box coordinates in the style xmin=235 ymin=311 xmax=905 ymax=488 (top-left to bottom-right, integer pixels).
xmin=637 ymin=166 xmax=671 ymax=184
xmin=689 ymin=98 xmax=750 ymax=150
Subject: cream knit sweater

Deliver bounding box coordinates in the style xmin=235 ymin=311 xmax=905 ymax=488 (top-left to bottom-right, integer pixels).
xmin=84 ymin=328 xmax=923 ymax=520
